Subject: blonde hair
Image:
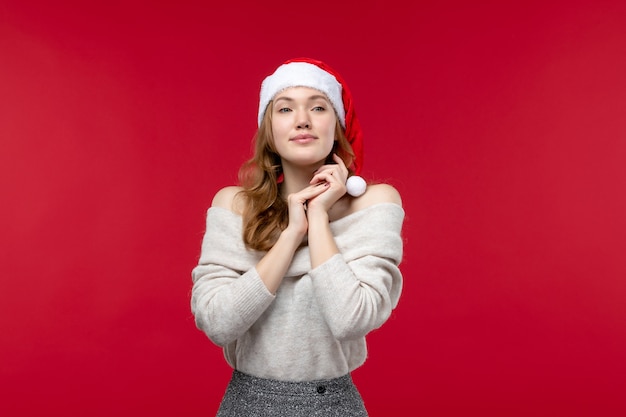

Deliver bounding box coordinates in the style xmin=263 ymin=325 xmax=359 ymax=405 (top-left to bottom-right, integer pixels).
xmin=238 ymin=100 xmax=355 ymax=251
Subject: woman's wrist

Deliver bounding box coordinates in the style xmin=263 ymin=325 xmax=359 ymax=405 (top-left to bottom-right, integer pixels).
xmin=306 ymin=208 xmax=330 ymax=226
xmin=281 ymin=225 xmax=307 ymax=246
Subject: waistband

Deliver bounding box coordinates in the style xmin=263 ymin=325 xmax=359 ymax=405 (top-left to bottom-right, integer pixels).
xmin=229 ymin=370 xmax=356 ymax=396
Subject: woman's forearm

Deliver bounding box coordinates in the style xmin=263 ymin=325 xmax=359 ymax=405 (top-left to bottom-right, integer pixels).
xmin=307 ymin=210 xmax=340 ymax=269
xmin=255 ymin=228 xmax=303 ymax=294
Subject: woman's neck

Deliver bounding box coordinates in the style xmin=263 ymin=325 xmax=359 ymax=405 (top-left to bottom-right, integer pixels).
xmin=279 ymin=163 xmax=322 ymax=197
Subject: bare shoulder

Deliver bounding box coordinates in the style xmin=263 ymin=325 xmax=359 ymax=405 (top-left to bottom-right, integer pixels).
xmin=211 ymin=186 xmax=245 ymax=213
xmin=350 ymin=183 xmax=402 ymax=212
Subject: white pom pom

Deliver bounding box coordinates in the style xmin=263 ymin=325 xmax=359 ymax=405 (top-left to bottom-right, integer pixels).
xmin=346 ymin=175 xmax=367 ymax=197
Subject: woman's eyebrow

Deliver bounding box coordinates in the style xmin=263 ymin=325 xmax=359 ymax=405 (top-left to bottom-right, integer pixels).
xmin=274 ymin=95 xmax=329 ymax=104
xmin=307 ymin=95 xmax=329 ymax=102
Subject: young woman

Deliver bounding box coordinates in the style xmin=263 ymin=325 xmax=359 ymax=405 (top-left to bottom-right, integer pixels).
xmin=191 ymin=58 xmax=405 ymax=416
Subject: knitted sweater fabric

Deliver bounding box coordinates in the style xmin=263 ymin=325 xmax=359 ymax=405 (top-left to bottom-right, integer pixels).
xmin=191 ymin=202 xmax=404 ymax=382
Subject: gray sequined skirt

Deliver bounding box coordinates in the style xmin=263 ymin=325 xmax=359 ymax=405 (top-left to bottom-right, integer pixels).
xmin=216 ymin=370 xmax=368 ymax=416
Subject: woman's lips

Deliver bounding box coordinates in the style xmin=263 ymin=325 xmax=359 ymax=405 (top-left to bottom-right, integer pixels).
xmin=290 ymin=134 xmax=316 ymax=143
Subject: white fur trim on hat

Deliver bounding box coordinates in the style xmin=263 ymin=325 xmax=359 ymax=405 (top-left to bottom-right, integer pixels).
xmin=258 ymin=62 xmax=345 ymax=127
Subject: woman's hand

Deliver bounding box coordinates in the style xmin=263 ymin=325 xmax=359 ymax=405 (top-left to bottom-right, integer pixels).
xmin=284 ymin=181 xmax=330 ymax=238
xmin=306 ymin=154 xmax=348 ymax=214
xmin=256 ymin=181 xmax=329 ymax=295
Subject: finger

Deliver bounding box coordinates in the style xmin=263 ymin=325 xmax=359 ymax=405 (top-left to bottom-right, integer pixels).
xmin=290 ymin=182 xmax=330 ymax=203
xmin=332 ymin=153 xmax=347 ymax=171
xmin=332 ymin=154 xmax=349 ymax=179
xmin=309 ymin=171 xmax=336 ymax=186
xmin=311 ymin=163 xmax=346 ymax=186
xmin=313 ymin=156 xmax=342 ymax=174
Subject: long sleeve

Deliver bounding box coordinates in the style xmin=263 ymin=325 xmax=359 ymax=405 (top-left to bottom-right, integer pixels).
xmin=190 ymin=208 xmax=275 ymax=347
xmin=308 ymin=203 xmax=404 ymax=341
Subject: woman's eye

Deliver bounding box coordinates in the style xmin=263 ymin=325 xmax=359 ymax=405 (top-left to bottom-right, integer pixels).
xmin=278 ymin=107 xmax=291 ymax=113
xmin=312 ymin=106 xmax=325 ymax=111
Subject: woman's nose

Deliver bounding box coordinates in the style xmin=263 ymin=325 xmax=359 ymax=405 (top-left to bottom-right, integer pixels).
xmin=296 ymin=112 xmax=310 ymax=129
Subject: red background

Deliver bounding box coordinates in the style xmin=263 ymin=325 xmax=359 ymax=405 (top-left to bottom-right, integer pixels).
xmin=1 ymin=1 xmax=625 ymax=416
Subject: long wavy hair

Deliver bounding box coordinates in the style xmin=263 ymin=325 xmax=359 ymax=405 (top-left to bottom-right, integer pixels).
xmin=238 ymin=100 xmax=356 ymax=251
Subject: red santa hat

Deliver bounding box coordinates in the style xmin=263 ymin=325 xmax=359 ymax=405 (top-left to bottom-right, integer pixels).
xmin=258 ymin=58 xmax=364 ymax=175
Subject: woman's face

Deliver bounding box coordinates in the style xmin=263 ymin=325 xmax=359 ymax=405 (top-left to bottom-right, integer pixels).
xmin=270 ymin=87 xmax=337 ymax=170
